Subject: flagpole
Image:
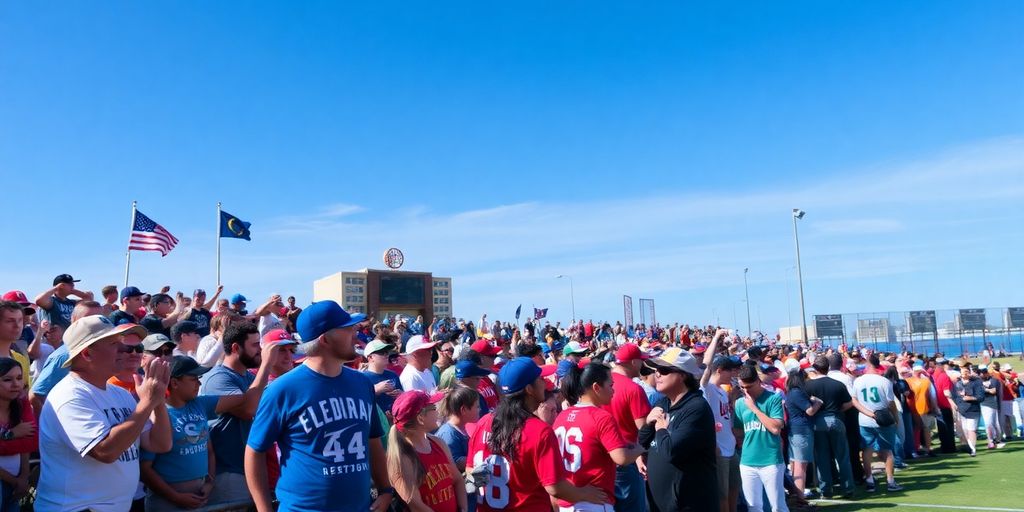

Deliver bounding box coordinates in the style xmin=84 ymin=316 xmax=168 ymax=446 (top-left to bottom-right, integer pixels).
xmin=216 ymin=202 xmax=222 ymax=287
xmin=124 ymin=201 xmax=137 ymax=288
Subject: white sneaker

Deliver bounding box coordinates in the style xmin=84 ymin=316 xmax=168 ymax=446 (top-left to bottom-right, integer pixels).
xmin=996 ymin=442 xmax=1006 ymax=449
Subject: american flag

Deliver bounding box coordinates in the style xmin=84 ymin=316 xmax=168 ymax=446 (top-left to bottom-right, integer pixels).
xmin=129 ymin=210 xmax=179 ymax=256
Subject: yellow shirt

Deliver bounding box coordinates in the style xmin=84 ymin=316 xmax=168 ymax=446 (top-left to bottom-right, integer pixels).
xmin=9 ymin=351 xmax=32 ymax=389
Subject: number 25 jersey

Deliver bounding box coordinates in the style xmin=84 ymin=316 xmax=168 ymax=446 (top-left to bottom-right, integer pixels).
xmin=468 ymin=413 xmax=565 ymax=512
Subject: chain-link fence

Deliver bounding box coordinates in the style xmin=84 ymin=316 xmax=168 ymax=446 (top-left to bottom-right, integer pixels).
xmin=807 ymin=307 xmax=1024 ymax=356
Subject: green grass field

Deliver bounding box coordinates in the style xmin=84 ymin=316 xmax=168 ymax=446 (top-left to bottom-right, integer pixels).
xmin=815 ymin=357 xmax=1024 ymax=512
xmin=815 ymin=442 xmax=1024 ymax=511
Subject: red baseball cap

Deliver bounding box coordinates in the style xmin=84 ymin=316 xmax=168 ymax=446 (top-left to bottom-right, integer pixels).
xmin=471 ymin=339 xmax=501 ymax=357
xmin=261 ymin=328 xmax=298 ymax=348
xmin=615 ymin=343 xmax=650 ymax=364
xmin=2 ymin=291 xmax=33 ymax=313
xmin=391 ymin=390 xmax=445 ymax=429
xmin=540 ymin=364 xmax=557 ymax=378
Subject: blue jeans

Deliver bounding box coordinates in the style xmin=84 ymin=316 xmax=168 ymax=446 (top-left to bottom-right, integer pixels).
xmin=614 ymin=462 xmax=646 ymax=512
xmin=0 ymin=482 xmax=20 ymax=512
xmin=901 ymin=407 xmax=915 ymax=459
xmin=813 ymin=414 xmax=855 ymax=496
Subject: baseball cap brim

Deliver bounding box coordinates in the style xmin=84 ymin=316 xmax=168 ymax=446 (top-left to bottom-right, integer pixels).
xmin=112 ymin=323 xmax=149 ymax=340
xmin=341 ymin=313 xmax=367 ymax=328
xmin=644 ymin=357 xmax=682 ymax=373
xmin=175 ymin=365 xmax=212 ymax=378
xmin=62 ymin=330 xmax=124 ymax=368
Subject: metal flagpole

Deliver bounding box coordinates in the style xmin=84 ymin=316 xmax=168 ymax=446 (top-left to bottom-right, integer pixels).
xmin=124 ymin=201 xmax=137 ymax=288
xmin=216 ymin=202 xmax=222 ymax=286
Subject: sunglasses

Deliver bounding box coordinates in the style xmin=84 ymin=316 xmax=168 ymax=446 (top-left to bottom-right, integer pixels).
xmin=119 ymin=344 xmax=144 ymax=354
xmin=147 ymin=347 xmax=175 ymax=357
xmin=655 ymin=367 xmax=678 ymax=376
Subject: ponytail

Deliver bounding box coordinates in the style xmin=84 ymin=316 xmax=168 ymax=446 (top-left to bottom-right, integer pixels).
xmin=385 ymin=424 xmax=427 ymax=497
xmin=560 ymin=362 xmax=611 ymax=406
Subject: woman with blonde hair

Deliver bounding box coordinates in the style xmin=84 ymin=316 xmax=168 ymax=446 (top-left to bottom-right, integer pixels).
xmin=388 ymin=390 xmax=467 ymax=512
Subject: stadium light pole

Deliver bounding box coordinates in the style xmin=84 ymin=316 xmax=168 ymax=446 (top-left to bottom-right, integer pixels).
xmin=556 ymin=275 xmax=576 ymax=324
xmin=744 ymin=268 xmax=752 ymax=335
xmin=792 ymin=209 xmax=809 ymax=343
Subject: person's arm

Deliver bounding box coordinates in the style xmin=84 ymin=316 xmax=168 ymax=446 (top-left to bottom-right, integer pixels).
xmin=743 ymin=395 xmax=783 ymax=435
xmin=142 ymin=459 xmax=208 ymax=509
xmin=215 ymin=344 xmax=280 ymax=418
xmin=244 ymin=448 xmax=274 ymax=512
xmin=141 ymin=403 xmax=172 ymax=454
xmin=546 ymin=481 xmax=607 ymax=505
xmin=700 ymin=330 xmax=727 ymax=387
xmin=609 ymin=443 xmax=645 ymax=466
xmin=89 ymin=359 xmax=169 ymax=463
xmin=27 ymin=321 xmax=48 ymax=361
xmin=369 ymin=437 xmax=395 ymax=512
xmin=33 ymin=287 xmax=57 ymax=311
xmin=850 ymin=397 xmax=875 ymax=417
xmin=390 ymin=453 xmax=434 ymax=512
xmin=160 ymin=292 xmax=188 ymax=328
xmin=202 ymin=285 xmax=224 ymax=310
xmin=253 ymin=295 xmax=281 ymax=318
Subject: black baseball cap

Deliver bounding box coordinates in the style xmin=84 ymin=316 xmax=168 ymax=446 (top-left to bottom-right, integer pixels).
xmin=170 ymin=356 xmax=211 ymax=378
xmin=53 ymin=274 xmax=80 ymax=286
xmin=713 ymin=355 xmax=743 ymax=371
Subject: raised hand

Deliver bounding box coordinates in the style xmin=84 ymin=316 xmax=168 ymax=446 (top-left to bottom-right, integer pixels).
xmin=138 ymin=358 xmax=170 ymax=409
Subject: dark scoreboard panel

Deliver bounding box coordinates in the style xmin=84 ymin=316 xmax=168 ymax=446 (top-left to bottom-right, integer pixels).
xmin=908 ymin=311 xmax=937 ymax=334
xmin=1008 ymin=307 xmax=1024 ymax=329
xmin=378 ymin=275 xmax=425 ymax=305
xmin=815 ymin=314 xmax=844 ymax=338
xmin=958 ymin=309 xmax=986 ymax=331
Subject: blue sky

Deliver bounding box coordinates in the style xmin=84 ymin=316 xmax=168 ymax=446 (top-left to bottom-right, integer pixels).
xmin=1 ymin=2 xmax=1022 ymax=331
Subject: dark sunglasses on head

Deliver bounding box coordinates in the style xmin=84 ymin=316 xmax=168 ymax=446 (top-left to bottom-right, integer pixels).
xmin=119 ymin=344 xmax=144 ymax=354
xmin=147 ymin=347 xmax=174 ymax=357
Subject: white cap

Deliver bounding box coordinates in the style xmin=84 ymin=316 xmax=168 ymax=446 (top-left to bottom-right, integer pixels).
xmin=63 ymin=315 xmax=145 ymax=368
xmin=402 ymin=335 xmax=437 ymax=355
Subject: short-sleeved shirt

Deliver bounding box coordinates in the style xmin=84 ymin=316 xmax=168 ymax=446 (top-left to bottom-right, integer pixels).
xmin=199 ymin=364 xmax=255 ymax=475
xmin=361 ymin=369 xmax=403 ymax=413
xmin=36 ymin=374 xmax=150 ymax=512
xmin=30 ymin=345 xmax=69 ymax=397
xmin=108 ymin=309 xmax=138 ymax=327
xmin=933 ymin=369 xmax=954 ymax=409
xmin=401 ymin=365 xmax=437 ymax=394
xmin=187 ymin=309 xmax=213 ymax=337
xmin=732 ymin=390 xmax=784 ymax=467
xmin=804 ymin=376 xmax=852 ymax=416
xmin=980 ymin=377 xmax=1001 ymax=408
xmin=853 ymin=374 xmax=895 ymax=428
xmin=601 ymin=372 xmax=652 ymax=444
xmin=142 ymin=395 xmax=219 ymax=483
xmin=700 ymin=381 xmax=737 ymax=457
xmin=468 ymin=413 xmax=564 ymax=512
xmin=140 ymin=314 xmax=171 ymax=337
xmin=40 ymin=295 xmax=77 ymax=330
xmin=435 ymin=422 xmax=469 ymax=468
xmin=247 ymin=364 xmax=383 ymax=512
xmin=785 ymin=387 xmax=814 ymax=435
xmin=954 ymin=378 xmax=984 ymax=418
xmin=553 ymin=405 xmax=628 ymax=507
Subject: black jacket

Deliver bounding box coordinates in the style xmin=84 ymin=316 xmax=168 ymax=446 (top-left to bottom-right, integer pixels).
xmin=638 ymin=388 xmax=719 ymax=512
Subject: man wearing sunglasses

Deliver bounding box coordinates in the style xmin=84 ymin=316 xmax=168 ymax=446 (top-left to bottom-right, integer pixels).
xmin=108 ymin=325 xmax=151 ymax=396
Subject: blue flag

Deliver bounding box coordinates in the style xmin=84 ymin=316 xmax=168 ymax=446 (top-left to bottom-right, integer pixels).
xmin=219 ymin=210 xmax=251 ymax=241
xmin=515 ymin=305 xmax=522 ymax=320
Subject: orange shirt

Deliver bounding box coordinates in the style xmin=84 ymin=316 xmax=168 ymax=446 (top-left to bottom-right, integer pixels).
xmin=108 ymin=375 xmax=137 ymax=395
xmin=906 ymin=376 xmax=932 ymax=416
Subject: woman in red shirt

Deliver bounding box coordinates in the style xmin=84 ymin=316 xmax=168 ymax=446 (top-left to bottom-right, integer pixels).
xmin=0 ymin=358 xmax=37 ymax=510
xmin=388 ymin=390 xmax=467 ymax=512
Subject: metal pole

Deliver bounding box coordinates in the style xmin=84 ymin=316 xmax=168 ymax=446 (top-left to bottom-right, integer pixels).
xmin=785 ymin=267 xmax=794 ymax=337
xmin=124 ymin=201 xmax=136 ymax=288
xmin=793 ymin=210 xmax=809 ymax=343
xmin=744 ymin=268 xmax=751 ymax=335
xmin=216 ymin=202 xmax=222 ymax=286
xmin=569 ymin=276 xmax=576 ymax=325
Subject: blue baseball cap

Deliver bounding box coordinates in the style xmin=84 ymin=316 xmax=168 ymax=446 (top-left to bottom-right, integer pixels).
xmin=455 ymin=360 xmax=492 ymax=379
xmin=230 ymin=293 xmax=247 ymax=305
xmin=556 ymin=358 xmax=575 ymax=378
xmin=296 ymin=301 xmax=366 ymax=342
xmin=538 ymin=342 xmax=552 ymax=355
xmin=498 ymin=357 xmax=542 ymax=394
xmin=120 ymin=286 xmax=144 ymax=300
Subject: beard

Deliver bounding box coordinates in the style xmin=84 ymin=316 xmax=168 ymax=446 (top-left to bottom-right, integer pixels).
xmin=239 ymin=351 xmax=260 ymax=369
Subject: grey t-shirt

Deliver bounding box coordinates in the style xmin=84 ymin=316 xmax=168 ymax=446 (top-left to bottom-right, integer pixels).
xmin=42 ymin=295 xmax=77 ymax=330
xmin=980 ymin=376 xmax=1001 ymax=408
xmin=200 ymin=364 xmax=254 ymax=475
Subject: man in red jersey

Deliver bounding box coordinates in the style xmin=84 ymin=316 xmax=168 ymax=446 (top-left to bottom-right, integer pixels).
xmin=468 ymin=357 xmax=605 ymax=512
xmin=601 ymin=343 xmax=652 ymax=512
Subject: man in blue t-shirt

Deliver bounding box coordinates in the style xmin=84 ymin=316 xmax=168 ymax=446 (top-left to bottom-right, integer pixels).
xmin=34 ymin=274 xmax=93 ymax=329
xmin=360 ymin=339 xmax=403 ymax=416
xmin=246 ymin=300 xmax=393 ymax=512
